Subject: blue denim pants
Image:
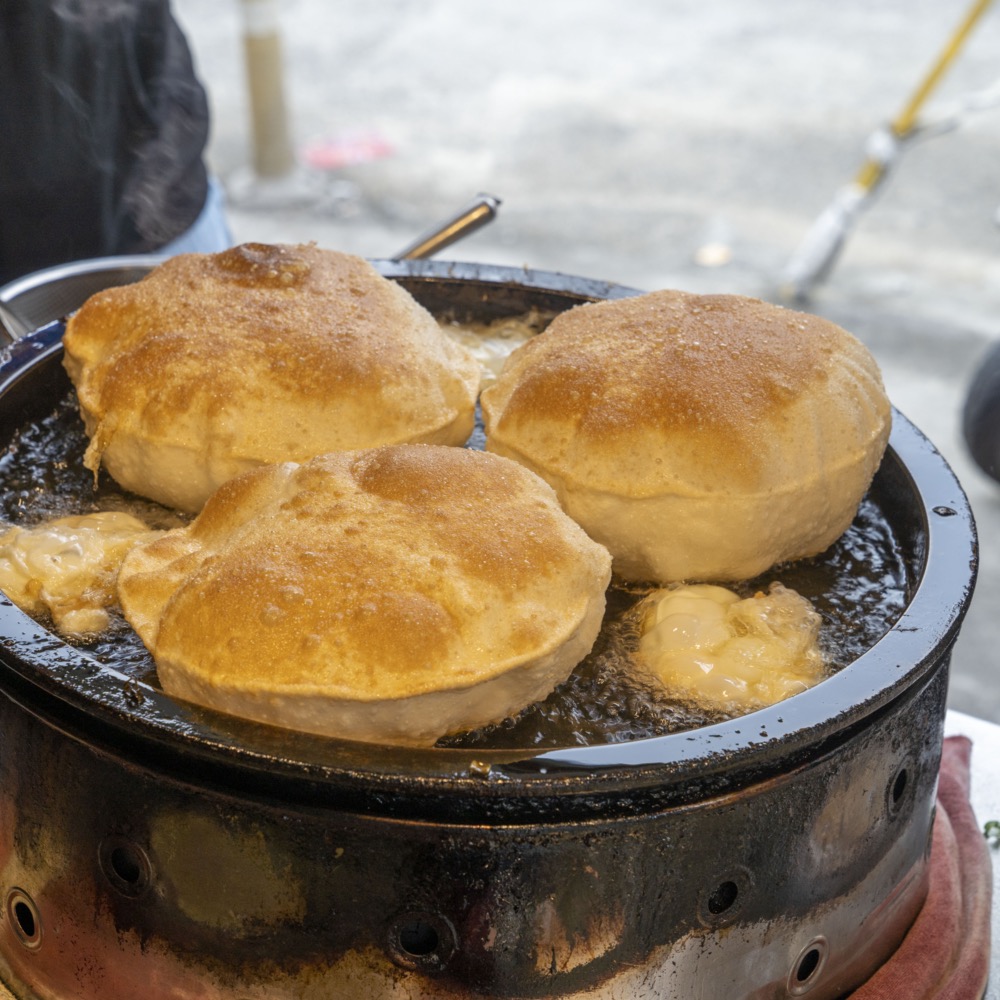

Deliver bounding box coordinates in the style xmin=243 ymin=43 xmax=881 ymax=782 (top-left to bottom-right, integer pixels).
xmin=157 ymin=177 xmax=234 ymax=256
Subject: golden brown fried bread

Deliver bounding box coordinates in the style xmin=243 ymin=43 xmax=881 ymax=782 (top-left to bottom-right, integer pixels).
xmin=481 ymin=290 xmax=891 ymax=583
xmin=62 ymin=243 xmax=481 ymax=513
xmin=116 ymin=445 xmax=612 ymax=746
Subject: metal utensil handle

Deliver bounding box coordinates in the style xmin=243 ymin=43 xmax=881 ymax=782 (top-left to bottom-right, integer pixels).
xmin=391 ymin=193 xmax=501 ymax=261
xmin=0 ymin=195 xmax=505 ymax=342
xmin=0 ymin=300 xmax=28 ymax=345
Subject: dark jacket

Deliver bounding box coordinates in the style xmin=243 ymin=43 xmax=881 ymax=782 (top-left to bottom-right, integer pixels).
xmin=0 ymin=0 xmax=210 ymax=283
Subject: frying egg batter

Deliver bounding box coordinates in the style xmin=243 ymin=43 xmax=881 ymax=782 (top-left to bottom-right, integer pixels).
xmin=439 ymin=313 xmax=542 ymax=386
xmin=0 ymin=512 xmax=160 ymax=637
xmin=636 ymin=582 xmax=825 ymax=711
xmin=0 ymin=315 xmax=542 ymax=646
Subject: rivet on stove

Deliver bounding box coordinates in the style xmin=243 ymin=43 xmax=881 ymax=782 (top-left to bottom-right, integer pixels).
xmin=5 ymin=888 xmax=42 ymax=950
xmin=886 ymin=763 xmax=912 ymax=820
xmin=387 ymin=911 xmax=457 ymax=972
xmin=697 ymin=866 xmax=752 ymax=927
xmin=99 ymin=836 xmax=153 ymax=898
xmin=468 ymin=759 xmax=492 ymax=778
xmin=787 ymin=935 xmax=828 ymax=995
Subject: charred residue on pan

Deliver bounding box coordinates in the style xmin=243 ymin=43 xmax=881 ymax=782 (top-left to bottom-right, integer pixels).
xmin=0 ymin=387 xmax=909 ymax=751
xmin=441 ymin=497 xmax=909 ymax=749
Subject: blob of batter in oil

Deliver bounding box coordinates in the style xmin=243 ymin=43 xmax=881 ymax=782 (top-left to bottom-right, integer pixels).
xmin=636 ymin=581 xmax=826 ymax=712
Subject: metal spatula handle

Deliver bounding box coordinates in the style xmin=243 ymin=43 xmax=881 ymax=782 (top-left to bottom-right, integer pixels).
xmin=391 ymin=193 xmax=501 ymax=261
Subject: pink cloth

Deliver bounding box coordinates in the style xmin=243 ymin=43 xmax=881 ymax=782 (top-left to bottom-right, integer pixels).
xmin=852 ymin=736 xmax=993 ymax=999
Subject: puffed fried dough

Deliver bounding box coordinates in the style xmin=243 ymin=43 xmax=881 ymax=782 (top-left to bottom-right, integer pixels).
xmin=116 ymin=444 xmax=612 ymax=746
xmin=481 ymin=290 xmax=891 ymax=583
xmin=62 ymin=243 xmax=481 ymax=513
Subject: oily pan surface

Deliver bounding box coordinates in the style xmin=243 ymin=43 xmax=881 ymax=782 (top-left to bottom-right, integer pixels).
xmin=0 ymin=387 xmax=909 ymax=750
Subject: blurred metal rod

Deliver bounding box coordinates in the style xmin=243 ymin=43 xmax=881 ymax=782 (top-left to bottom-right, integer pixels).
xmin=392 ymin=194 xmax=502 ymax=261
xmin=240 ymin=0 xmax=296 ymax=179
xmin=780 ymin=0 xmax=995 ymax=301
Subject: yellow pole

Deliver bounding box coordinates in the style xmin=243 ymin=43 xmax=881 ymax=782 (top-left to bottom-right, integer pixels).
xmin=239 ymin=0 xmax=296 ymax=179
xmin=854 ymin=0 xmax=995 ymax=191
xmin=782 ymin=0 xmax=996 ymax=298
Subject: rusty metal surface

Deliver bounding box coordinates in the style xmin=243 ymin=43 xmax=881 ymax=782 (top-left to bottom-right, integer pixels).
xmin=0 ymin=662 xmax=946 ymax=999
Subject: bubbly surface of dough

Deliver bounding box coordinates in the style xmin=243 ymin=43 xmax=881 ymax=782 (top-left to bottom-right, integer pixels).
xmin=481 ymin=290 xmax=891 ymax=582
xmin=116 ymin=445 xmax=612 ymax=746
xmin=63 ymin=243 xmax=482 ymax=513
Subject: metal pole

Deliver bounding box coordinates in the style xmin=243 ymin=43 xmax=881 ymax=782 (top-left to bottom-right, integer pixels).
xmin=853 ymin=0 xmax=995 ymax=193
xmin=780 ymin=0 xmax=996 ymax=300
xmin=391 ymin=194 xmax=503 ymax=261
xmin=239 ymin=0 xmax=295 ymax=179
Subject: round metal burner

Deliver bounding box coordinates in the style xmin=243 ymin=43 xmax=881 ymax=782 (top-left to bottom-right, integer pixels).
xmin=0 ymin=257 xmax=977 ymax=999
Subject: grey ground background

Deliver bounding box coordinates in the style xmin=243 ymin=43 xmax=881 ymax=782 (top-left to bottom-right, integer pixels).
xmin=174 ymin=0 xmax=1000 ymax=722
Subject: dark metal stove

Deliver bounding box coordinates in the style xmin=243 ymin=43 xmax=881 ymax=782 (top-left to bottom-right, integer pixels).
xmin=0 ymin=260 xmax=978 ymax=999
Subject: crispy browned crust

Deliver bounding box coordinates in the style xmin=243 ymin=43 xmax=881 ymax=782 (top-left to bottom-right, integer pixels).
xmin=62 ymin=244 xmax=481 ymax=510
xmin=480 ymin=290 xmax=891 ymax=582
xmin=117 ymin=445 xmax=611 ymax=702
xmin=482 ymin=290 xmax=890 ymax=497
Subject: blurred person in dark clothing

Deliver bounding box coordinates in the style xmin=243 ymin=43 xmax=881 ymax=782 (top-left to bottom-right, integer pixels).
xmin=0 ymin=0 xmax=231 ymax=286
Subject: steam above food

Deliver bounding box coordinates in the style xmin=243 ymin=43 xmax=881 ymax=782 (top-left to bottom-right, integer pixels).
xmin=636 ymin=583 xmax=826 ymax=711
xmin=116 ymin=445 xmax=612 ymax=746
xmin=481 ymin=290 xmax=891 ymax=583
xmin=62 ymin=243 xmax=482 ymax=514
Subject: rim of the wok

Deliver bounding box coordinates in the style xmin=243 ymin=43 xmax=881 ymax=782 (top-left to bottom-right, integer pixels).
xmin=0 ymin=259 xmax=979 ymax=820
